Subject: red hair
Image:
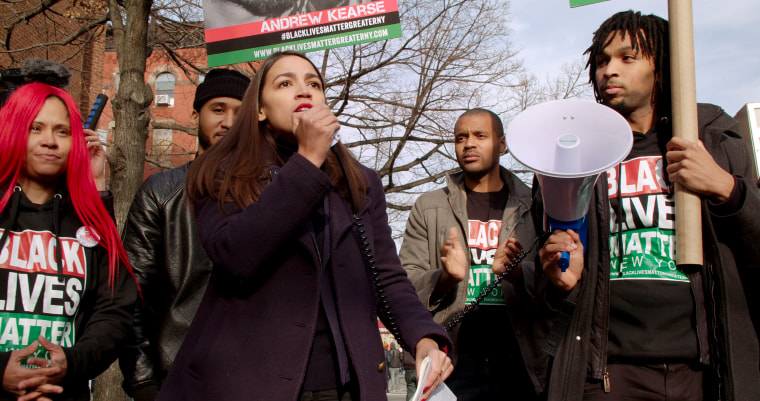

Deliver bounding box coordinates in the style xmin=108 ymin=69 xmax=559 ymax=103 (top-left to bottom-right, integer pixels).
xmin=0 ymin=83 xmax=133 ymax=288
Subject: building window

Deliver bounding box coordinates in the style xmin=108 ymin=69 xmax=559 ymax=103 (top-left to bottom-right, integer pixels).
xmin=152 ymin=128 xmax=173 ymax=168
xmin=155 ymin=72 xmax=175 ymax=107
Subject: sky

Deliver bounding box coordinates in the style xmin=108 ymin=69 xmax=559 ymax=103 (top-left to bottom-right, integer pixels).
xmin=509 ymin=0 xmax=760 ymax=116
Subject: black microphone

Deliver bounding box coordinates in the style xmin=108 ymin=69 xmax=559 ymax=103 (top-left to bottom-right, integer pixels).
xmin=83 ymin=94 xmax=108 ymax=130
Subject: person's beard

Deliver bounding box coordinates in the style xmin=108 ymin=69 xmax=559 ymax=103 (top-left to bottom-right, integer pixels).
xmin=226 ymin=0 xmax=298 ymax=18
xmin=198 ymin=125 xmax=213 ymax=153
xmin=603 ymin=97 xmax=643 ymax=122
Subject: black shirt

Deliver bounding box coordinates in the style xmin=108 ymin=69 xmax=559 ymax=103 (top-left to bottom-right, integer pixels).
xmin=607 ymin=130 xmax=699 ymax=362
xmin=455 ymin=186 xmax=530 ymax=380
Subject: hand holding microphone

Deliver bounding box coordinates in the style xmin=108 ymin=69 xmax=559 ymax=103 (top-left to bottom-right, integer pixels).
xmin=293 ymin=103 xmax=340 ymax=167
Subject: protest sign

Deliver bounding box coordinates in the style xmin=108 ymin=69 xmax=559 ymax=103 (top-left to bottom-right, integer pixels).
xmin=203 ymin=0 xmax=402 ymax=66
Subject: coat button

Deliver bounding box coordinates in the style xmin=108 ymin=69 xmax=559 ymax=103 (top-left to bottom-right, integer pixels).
xmin=377 ymin=361 xmax=386 ymax=372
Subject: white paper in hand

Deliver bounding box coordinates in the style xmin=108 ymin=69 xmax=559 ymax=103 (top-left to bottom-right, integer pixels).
xmin=410 ymin=356 xmax=457 ymax=401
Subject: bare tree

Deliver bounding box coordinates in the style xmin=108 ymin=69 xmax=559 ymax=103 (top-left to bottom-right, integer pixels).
xmin=0 ymin=0 xmax=108 ymax=116
xmin=541 ymin=59 xmax=592 ymax=101
xmin=106 ymin=0 xmax=155 ymax=227
xmin=314 ymin=0 xmax=523 ymax=218
xmin=91 ymin=3 xmax=152 ymax=400
xmin=504 ymin=59 xmax=592 ymax=122
xmin=306 ymin=0 xmax=590 ymax=234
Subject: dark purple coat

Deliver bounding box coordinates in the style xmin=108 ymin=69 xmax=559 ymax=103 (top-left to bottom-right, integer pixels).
xmin=156 ymin=154 xmax=451 ymax=401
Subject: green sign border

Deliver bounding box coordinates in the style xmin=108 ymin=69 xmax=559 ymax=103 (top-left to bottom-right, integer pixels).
xmin=570 ymin=0 xmax=608 ymax=7
xmin=208 ymin=24 xmax=402 ymax=66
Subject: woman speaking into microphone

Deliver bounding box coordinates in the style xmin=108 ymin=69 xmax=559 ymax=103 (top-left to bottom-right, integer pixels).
xmin=158 ymin=51 xmax=452 ymax=401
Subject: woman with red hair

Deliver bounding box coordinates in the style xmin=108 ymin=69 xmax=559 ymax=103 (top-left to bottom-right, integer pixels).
xmin=0 ymin=83 xmax=136 ymax=400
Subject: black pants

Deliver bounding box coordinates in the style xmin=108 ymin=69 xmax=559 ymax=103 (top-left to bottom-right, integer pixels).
xmin=584 ymin=363 xmax=705 ymax=401
xmin=445 ymin=351 xmax=541 ymax=401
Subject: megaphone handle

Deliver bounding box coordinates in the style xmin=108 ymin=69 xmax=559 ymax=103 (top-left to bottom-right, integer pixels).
xmin=558 ymin=252 xmax=570 ymax=272
xmin=547 ymin=216 xmax=587 ymax=273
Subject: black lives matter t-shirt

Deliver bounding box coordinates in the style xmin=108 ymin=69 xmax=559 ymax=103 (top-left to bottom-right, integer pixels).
xmin=464 ymin=187 xmax=510 ymax=308
xmin=606 ymin=131 xmax=698 ymax=361
xmin=456 ymin=187 xmax=521 ymax=359
xmin=0 ymin=227 xmax=83 ymax=364
xmin=452 ymin=186 xmax=535 ymax=396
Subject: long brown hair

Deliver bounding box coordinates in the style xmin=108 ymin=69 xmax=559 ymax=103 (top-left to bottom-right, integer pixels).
xmin=186 ymin=51 xmax=367 ymax=211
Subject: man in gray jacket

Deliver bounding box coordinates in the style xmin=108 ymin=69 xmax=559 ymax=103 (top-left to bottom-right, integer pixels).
xmin=119 ymin=69 xmax=250 ymax=401
xmin=399 ymin=108 xmax=547 ymax=400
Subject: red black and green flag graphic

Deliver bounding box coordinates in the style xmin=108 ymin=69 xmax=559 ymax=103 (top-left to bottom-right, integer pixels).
xmin=204 ymin=0 xmax=402 ymax=66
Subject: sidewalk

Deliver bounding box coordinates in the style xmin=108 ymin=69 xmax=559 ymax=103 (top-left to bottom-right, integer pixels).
xmin=387 ymin=390 xmax=407 ymax=401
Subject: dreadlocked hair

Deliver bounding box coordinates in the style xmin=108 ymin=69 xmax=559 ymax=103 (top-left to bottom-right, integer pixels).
xmin=584 ymin=10 xmax=671 ymax=120
xmin=0 ymin=83 xmax=135 ymax=290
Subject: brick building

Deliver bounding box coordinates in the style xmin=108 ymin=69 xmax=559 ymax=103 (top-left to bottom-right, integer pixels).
xmin=99 ymin=25 xmax=257 ymax=179
xmin=0 ymin=0 xmax=106 ymax=118
xmin=0 ymin=0 xmax=256 ymax=180
xmin=100 ymin=44 xmax=212 ymax=179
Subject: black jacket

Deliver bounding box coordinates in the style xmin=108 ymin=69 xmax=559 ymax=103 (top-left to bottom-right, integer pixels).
xmin=0 ymin=188 xmax=136 ymax=401
xmin=542 ymin=104 xmax=760 ymax=400
xmin=119 ymin=162 xmax=213 ymax=401
xmin=156 ymin=154 xmax=452 ymax=401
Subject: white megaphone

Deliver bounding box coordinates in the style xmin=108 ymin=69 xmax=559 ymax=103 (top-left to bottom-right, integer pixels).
xmin=506 ymin=99 xmax=632 ymax=270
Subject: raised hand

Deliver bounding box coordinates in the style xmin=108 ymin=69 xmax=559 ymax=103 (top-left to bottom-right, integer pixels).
xmin=84 ymin=129 xmax=107 ymax=191
xmin=492 ymin=237 xmax=524 ymax=282
xmin=439 ymin=227 xmax=468 ymax=283
xmin=292 ymin=104 xmax=340 ymax=167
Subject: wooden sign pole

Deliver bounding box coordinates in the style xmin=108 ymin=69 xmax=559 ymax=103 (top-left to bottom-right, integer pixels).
xmin=668 ymin=0 xmax=703 ymax=266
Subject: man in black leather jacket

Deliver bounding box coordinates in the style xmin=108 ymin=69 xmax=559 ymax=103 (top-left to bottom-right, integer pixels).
xmin=119 ymin=69 xmax=250 ymax=401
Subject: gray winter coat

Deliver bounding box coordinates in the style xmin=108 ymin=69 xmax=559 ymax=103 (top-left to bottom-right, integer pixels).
xmin=400 ymin=166 xmax=552 ymax=394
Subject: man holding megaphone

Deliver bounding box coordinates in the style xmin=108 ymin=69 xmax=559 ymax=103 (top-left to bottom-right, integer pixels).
xmin=400 ymin=109 xmax=545 ymax=400
xmin=539 ymin=10 xmax=760 ymax=401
